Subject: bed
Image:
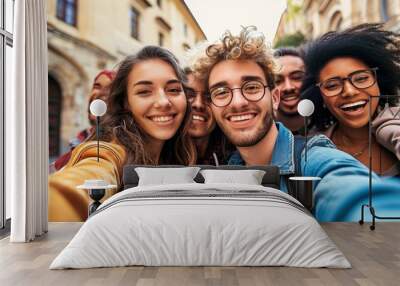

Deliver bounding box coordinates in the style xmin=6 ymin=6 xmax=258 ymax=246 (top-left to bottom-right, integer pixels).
xmin=50 ymin=165 xmax=350 ymax=269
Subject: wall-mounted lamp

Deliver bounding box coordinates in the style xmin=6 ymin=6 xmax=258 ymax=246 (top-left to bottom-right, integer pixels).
xmin=288 ymin=99 xmax=320 ymax=212
xmin=78 ymin=99 xmax=112 ymax=217
xmin=89 ymin=99 xmax=107 ymax=162
xmin=297 ymin=99 xmax=314 ymax=163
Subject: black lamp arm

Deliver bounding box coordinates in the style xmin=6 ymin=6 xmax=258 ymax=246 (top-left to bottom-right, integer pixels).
xmin=96 ymin=116 xmax=100 ymax=162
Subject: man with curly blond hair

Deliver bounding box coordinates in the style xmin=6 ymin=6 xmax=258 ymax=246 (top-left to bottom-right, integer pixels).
xmin=193 ymin=26 xmax=281 ymax=149
xmin=191 ymin=26 xmax=400 ymax=222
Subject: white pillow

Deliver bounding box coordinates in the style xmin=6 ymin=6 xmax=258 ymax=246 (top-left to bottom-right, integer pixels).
xmin=135 ymin=167 xmax=200 ymax=186
xmin=200 ymin=169 xmax=266 ymax=185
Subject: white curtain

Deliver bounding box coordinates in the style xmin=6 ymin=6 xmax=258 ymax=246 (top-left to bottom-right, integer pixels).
xmin=9 ymin=0 xmax=48 ymax=242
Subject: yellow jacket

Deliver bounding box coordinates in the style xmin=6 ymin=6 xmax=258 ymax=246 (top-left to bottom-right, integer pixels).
xmin=48 ymin=141 xmax=126 ymax=222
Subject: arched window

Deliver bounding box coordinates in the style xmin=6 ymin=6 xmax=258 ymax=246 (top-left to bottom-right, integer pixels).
xmin=329 ymin=11 xmax=343 ymax=31
xmin=48 ymin=75 xmax=63 ymax=159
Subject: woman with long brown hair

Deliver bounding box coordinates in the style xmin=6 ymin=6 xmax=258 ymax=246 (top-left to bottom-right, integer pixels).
xmin=49 ymin=46 xmax=196 ymax=221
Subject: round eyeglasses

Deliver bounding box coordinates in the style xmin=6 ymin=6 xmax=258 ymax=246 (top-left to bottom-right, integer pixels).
xmin=209 ymin=80 xmax=269 ymax=107
xmin=316 ymin=68 xmax=378 ymax=97
xmin=184 ymin=87 xmax=210 ymax=104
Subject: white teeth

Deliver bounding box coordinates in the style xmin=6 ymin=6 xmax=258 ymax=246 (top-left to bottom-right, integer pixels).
xmin=229 ymin=114 xmax=255 ymax=122
xmin=192 ymin=115 xmax=206 ymax=122
xmin=283 ymin=95 xmax=298 ymax=101
xmin=151 ymin=115 xmax=173 ymax=122
xmin=340 ymin=101 xmax=367 ymax=109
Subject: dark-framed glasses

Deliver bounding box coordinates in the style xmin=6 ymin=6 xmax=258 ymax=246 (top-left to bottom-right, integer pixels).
xmin=209 ymin=80 xmax=269 ymax=107
xmin=316 ymin=68 xmax=378 ymax=97
xmin=184 ymin=87 xmax=210 ymax=104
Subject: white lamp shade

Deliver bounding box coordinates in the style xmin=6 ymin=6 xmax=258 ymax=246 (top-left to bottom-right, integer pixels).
xmin=298 ymin=99 xmax=315 ymax=117
xmin=90 ymin=99 xmax=107 ymax=117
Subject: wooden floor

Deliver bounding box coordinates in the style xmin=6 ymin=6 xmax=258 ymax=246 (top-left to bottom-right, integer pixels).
xmin=0 ymin=223 xmax=399 ymax=286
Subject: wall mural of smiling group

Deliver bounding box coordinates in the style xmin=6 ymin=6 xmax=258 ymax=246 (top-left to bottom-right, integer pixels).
xmin=47 ymin=1 xmax=400 ymax=224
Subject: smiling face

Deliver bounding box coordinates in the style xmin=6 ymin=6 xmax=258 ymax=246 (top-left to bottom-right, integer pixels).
xmin=186 ymin=74 xmax=216 ymax=139
xmin=89 ymin=74 xmax=113 ymax=123
xmin=127 ymin=59 xmax=187 ymax=143
xmin=275 ymin=55 xmax=305 ymax=115
xmin=275 ymin=56 xmax=304 ymax=115
xmin=92 ymin=74 xmax=113 ymax=101
xmin=319 ymin=57 xmax=380 ymax=129
xmin=208 ymin=59 xmax=280 ymax=147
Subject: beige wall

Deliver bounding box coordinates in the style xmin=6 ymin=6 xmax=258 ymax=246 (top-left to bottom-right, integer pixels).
xmin=275 ymin=0 xmax=400 ymax=42
xmin=47 ymin=0 xmax=206 ymax=156
xmin=47 ymin=0 xmax=205 ymax=59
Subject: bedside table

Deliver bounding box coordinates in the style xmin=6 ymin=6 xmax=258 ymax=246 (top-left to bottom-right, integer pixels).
xmin=77 ymin=180 xmax=116 ymax=216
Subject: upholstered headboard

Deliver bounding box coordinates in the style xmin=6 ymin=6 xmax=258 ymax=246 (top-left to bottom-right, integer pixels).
xmin=122 ymin=165 xmax=281 ymax=190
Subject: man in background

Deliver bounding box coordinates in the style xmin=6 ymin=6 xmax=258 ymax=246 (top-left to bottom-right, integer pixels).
xmin=273 ymin=47 xmax=305 ymax=134
xmin=52 ymin=69 xmax=115 ymax=171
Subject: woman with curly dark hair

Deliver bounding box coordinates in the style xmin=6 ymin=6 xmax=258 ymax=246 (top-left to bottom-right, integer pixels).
xmin=49 ymin=46 xmax=197 ymax=221
xmin=301 ymin=23 xmax=400 ymax=176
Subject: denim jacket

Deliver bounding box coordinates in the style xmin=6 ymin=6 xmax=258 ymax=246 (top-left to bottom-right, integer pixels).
xmin=228 ymin=122 xmax=400 ymax=221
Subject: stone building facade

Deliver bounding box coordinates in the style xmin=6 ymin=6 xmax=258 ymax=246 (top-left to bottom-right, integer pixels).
xmin=47 ymin=0 xmax=206 ymax=159
xmin=274 ymin=0 xmax=400 ymax=43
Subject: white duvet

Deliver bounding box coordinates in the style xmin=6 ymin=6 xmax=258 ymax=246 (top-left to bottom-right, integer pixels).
xmin=50 ymin=183 xmax=350 ymax=269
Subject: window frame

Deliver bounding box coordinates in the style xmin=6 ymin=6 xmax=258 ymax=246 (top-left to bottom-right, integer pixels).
xmin=130 ymin=6 xmax=140 ymax=40
xmin=1 ymin=0 xmax=14 ymax=232
xmin=380 ymin=0 xmax=389 ymax=22
xmin=56 ymin=0 xmax=78 ymax=27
